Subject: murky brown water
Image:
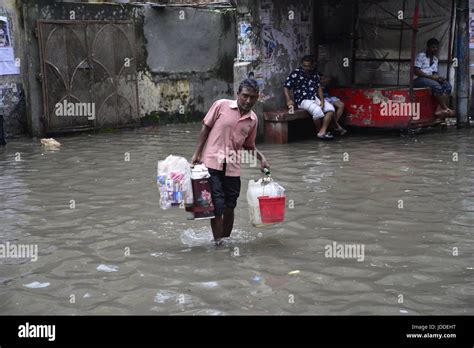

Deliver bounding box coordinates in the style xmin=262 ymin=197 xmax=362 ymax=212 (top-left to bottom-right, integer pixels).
xmin=1 ymin=124 xmax=473 ymax=315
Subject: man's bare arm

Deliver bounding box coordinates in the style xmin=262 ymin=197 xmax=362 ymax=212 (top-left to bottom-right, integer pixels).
xmin=414 ymin=67 xmax=440 ymax=81
xmin=191 ymin=125 xmax=211 ymax=164
xmin=243 ymin=144 xmax=270 ymax=170
xmin=284 ymin=87 xmax=294 ymax=108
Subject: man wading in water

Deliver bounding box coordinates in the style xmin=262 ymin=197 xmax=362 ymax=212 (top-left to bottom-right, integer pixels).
xmin=191 ymin=79 xmax=270 ymax=246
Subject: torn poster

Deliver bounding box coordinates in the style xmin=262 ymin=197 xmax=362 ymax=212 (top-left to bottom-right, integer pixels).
xmin=0 ymin=15 xmax=20 ymax=75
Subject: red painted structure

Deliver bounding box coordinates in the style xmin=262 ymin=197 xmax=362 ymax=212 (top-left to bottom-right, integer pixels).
xmin=329 ymin=87 xmax=439 ymax=129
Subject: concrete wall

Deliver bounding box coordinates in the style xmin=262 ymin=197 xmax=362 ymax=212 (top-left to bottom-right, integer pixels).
xmin=0 ymin=1 xmax=27 ymax=138
xmin=234 ymin=0 xmax=313 ymax=139
xmin=140 ymin=6 xmax=236 ymax=123
xmin=235 ymin=0 xmax=313 ymax=110
xmin=19 ymin=1 xmax=236 ymax=137
xmin=470 ymin=0 xmax=474 ymax=82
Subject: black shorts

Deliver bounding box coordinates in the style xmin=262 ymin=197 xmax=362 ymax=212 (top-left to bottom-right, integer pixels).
xmin=208 ymin=165 xmax=241 ymax=216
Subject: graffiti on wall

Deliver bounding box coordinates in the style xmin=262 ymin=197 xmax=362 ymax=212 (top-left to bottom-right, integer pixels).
xmin=0 ymin=83 xmax=20 ymax=106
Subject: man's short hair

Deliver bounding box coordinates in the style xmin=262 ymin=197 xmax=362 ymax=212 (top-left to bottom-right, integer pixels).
xmin=238 ymin=78 xmax=259 ymax=93
xmin=302 ymin=55 xmax=315 ymax=63
xmin=427 ymin=38 xmax=439 ymax=47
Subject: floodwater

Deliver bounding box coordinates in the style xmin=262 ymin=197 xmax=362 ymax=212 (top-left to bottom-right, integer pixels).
xmin=1 ymin=123 xmax=473 ymax=315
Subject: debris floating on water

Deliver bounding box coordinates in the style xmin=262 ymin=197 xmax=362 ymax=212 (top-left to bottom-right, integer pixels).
xmin=41 ymin=138 xmax=61 ymax=147
xmin=23 ymin=281 xmax=50 ymax=289
xmin=288 ymin=270 xmax=300 ymax=275
xmin=96 ymin=264 xmax=118 ymax=273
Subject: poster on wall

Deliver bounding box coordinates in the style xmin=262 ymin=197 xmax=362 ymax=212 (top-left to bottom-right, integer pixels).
xmin=238 ymin=21 xmax=259 ymax=62
xmin=262 ymin=25 xmax=277 ymax=63
xmin=470 ymin=11 xmax=474 ymax=48
xmin=0 ymin=15 xmax=20 ymax=75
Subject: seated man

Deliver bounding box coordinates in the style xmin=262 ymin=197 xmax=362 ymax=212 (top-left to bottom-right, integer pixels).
xmin=319 ymin=74 xmax=347 ymax=135
xmin=413 ymin=38 xmax=454 ymax=118
xmin=283 ymin=55 xmax=334 ymax=140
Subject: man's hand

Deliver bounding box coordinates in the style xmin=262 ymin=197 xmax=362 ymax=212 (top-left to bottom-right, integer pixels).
xmin=191 ymin=153 xmax=201 ymax=165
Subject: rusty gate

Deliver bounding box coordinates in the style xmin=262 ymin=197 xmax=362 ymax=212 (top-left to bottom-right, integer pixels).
xmin=37 ymin=20 xmax=139 ymax=134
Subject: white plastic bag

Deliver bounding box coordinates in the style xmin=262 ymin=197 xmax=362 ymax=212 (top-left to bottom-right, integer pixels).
xmin=247 ymin=178 xmax=285 ymax=226
xmin=191 ymin=164 xmax=211 ymax=180
xmin=157 ymin=155 xmax=193 ymax=210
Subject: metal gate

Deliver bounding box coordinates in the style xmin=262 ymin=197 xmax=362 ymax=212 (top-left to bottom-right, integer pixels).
xmin=37 ymin=20 xmax=139 ymax=134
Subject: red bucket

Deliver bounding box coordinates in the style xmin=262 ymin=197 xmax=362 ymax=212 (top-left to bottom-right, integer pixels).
xmin=258 ymin=196 xmax=286 ymax=224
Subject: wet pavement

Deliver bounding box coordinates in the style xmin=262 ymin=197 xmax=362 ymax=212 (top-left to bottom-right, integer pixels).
xmin=0 ymin=124 xmax=473 ymax=315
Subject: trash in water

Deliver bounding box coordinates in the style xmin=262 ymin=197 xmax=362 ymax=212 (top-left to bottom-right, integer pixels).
xmin=195 ymin=281 xmax=218 ymax=288
xmin=23 ymin=281 xmax=50 ymax=289
xmin=96 ymin=264 xmax=118 ymax=273
xmin=40 ymin=138 xmax=61 ymax=147
xmin=154 ymin=290 xmax=176 ymax=304
xmin=288 ymin=270 xmax=300 ymax=275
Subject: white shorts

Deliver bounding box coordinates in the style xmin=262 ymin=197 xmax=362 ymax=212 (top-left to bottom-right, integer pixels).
xmin=299 ymin=98 xmax=335 ymax=120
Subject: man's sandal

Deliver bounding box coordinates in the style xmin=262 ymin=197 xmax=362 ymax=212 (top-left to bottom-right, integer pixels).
xmin=317 ymin=133 xmax=334 ymax=140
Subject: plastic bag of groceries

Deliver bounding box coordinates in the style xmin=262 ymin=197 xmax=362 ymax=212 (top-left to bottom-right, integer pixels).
xmin=157 ymin=155 xmax=193 ymax=210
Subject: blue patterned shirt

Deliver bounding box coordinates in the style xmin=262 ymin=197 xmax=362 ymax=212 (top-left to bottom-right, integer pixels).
xmin=283 ymin=68 xmax=321 ymax=105
xmin=414 ymin=52 xmax=438 ymax=76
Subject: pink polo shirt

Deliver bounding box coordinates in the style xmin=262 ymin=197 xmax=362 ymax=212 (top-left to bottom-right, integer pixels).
xmin=201 ymin=99 xmax=258 ymax=177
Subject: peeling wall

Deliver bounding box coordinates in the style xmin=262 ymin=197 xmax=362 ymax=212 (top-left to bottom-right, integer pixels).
xmin=20 ymin=1 xmax=236 ymax=137
xmin=140 ymin=6 xmax=236 ymax=122
xmin=21 ymin=0 xmax=148 ymax=137
xmin=235 ymin=0 xmax=314 ymax=112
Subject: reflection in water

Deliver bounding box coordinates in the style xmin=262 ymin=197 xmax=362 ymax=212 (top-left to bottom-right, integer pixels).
xmin=0 ymin=125 xmax=473 ymax=315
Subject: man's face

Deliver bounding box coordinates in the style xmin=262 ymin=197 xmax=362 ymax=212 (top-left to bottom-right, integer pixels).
xmin=237 ymin=87 xmax=258 ymax=112
xmin=428 ymin=44 xmax=439 ymax=56
xmin=302 ymin=60 xmax=313 ymax=74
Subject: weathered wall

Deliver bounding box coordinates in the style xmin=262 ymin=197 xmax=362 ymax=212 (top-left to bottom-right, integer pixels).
xmin=21 ymin=1 xmax=148 ymax=137
xmin=235 ymin=0 xmax=313 ymax=109
xmin=20 ymin=1 xmax=236 ymax=137
xmin=140 ymin=6 xmax=236 ymax=123
xmin=234 ymin=0 xmax=313 ymax=139
xmin=0 ymin=0 xmax=27 ymax=138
